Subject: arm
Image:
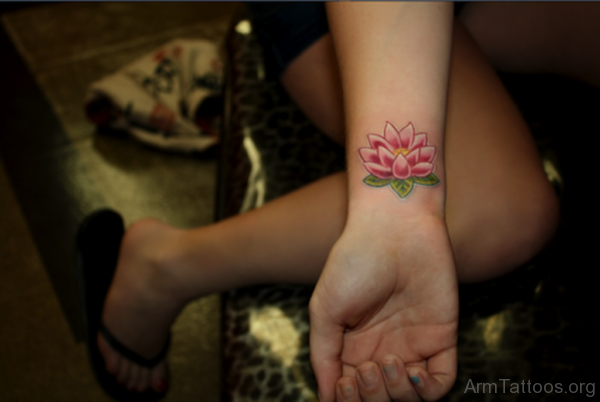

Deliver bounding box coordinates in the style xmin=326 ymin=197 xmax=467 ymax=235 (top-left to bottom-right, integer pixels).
xmin=330 ymin=1 xmax=452 ymax=214
xmin=309 ymin=3 xmax=458 ymax=401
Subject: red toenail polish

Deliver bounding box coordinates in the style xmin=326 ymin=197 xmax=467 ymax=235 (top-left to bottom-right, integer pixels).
xmin=155 ymin=380 xmax=167 ymax=392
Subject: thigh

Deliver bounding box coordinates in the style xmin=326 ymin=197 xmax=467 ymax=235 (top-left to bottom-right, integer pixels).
xmin=248 ymin=2 xmax=345 ymax=145
xmin=444 ymin=23 xmax=558 ymax=281
xmin=282 ymin=20 xmax=558 ymax=282
xmin=458 ymin=2 xmax=600 ymax=82
xmin=281 ymin=35 xmax=344 ymax=145
xmin=458 ymin=2 xmax=563 ymax=73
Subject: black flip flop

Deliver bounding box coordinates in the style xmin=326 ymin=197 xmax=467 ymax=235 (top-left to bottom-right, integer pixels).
xmin=76 ymin=209 xmax=169 ymax=401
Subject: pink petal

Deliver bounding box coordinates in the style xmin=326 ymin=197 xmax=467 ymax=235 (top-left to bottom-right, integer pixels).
xmin=367 ymin=134 xmax=394 ymax=153
xmin=418 ymin=146 xmax=436 ymax=163
xmin=378 ymin=146 xmax=396 ymax=168
xmin=411 ymin=133 xmax=428 ymax=149
xmin=399 ymin=123 xmax=415 ymax=149
xmin=392 ymin=154 xmax=411 ymax=180
xmin=384 ymin=122 xmax=401 ymax=149
xmin=411 ymin=162 xmax=434 ymax=177
xmin=359 ymin=147 xmax=380 ymax=164
xmin=406 ymin=148 xmax=419 ymax=166
xmin=364 ymin=162 xmax=393 ymax=179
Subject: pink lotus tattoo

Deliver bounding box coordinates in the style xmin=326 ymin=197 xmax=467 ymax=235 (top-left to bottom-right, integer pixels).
xmin=359 ymin=121 xmax=440 ymax=198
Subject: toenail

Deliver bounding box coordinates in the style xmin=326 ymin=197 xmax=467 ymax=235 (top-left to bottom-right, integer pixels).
xmin=154 ymin=379 xmax=167 ymax=392
xmin=359 ymin=367 xmax=376 ymax=388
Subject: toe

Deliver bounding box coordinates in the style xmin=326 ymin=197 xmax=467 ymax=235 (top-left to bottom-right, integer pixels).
xmin=150 ymin=361 xmax=168 ymax=393
xmin=136 ymin=368 xmax=151 ymax=393
xmin=98 ymin=333 xmax=119 ymax=375
xmin=126 ymin=364 xmax=141 ymax=391
xmin=97 ymin=331 xmax=168 ymax=393
xmin=116 ymin=357 xmax=130 ymax=385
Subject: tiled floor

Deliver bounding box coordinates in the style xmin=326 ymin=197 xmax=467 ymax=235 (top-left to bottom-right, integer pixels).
xmin=0 ymin=3 xmax=238 ymax=401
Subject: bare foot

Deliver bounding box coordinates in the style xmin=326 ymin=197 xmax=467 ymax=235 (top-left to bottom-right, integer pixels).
xmin=98 ymin=218 xmax=187 ymax=393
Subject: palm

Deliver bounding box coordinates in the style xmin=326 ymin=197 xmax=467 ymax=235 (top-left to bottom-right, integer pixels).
xmin=340 ymin=294 xmax=457 ymax=375
xmin=309 ymin=216 xmax=458 ymax=400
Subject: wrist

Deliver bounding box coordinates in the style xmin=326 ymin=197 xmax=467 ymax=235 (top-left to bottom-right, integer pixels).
xmin=347 ymin=120 xmax=446 ymax=219
xmin=346 ymin=198 xmax=444 ymax=228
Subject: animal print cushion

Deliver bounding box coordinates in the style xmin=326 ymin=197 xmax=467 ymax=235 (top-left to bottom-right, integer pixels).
xmin=217 ymin=13 xmax=344 ymax=402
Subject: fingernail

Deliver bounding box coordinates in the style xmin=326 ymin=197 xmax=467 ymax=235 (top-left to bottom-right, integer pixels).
xmin=382 ymin=360 xmax=398 ymax=382
xmin=359 ymin=367 xmax=377 ymax=388
xmin=408 ymin=369 xmax=423 ymax=389
xmin=339 ymin=382 xmax=356 ymax=400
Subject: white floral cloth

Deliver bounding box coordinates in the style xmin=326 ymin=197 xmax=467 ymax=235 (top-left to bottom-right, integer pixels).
xmin=84 ymin=39 xmax=223 ymax=153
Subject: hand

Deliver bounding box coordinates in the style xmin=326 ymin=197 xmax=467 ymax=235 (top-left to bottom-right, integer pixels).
xmin=309 ymin=214 xmax=459 ymax=401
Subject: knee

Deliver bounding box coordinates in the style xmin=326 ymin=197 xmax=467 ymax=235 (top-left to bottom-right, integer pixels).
xmin=458 ymin=3 xmax=557 ymax=74
xmin=502 ymin=183 xmax=559 ymax=268
xmin=456 ymin=180 xmax=560 ymax=283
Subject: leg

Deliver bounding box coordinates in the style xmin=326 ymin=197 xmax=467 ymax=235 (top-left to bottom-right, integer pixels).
xmin=98 ymin=173 xmax=348 ymax=392
xmin=280 ymin=35 xmax=344 ymax=145
xmin=99 ymin=21 xmax=558 ymax=391
xmin=444 ymin=23 xmax=559 ymax=282
xmin=281 ymin=24 xmax=559 ymax=282
xmin=459 ymin=2 xmax=600 ymax=88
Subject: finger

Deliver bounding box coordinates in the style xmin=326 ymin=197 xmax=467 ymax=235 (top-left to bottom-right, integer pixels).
xmin=406 ymin=347 xmax=457 ymax=401
xmin=380 ymin=355 xmax=421 ymax=402
xmin=336 ymin=376 xmax=360 ymax=402
xmin=309 ymin=297 xmax=345 ymax=402
xmin=355 ymin=362 xmax=389 ymax=402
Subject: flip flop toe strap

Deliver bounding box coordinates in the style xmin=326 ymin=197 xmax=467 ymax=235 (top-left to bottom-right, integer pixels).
xmin=99 ymin=323 xmax=170 ymax=368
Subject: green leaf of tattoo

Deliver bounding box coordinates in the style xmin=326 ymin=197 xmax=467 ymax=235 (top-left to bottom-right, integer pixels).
xmin=413 ymin=174 xmax=440 ymax=187
xmin=391 ymin=178 xmax=414 ymax=198
xmin=364 ymin=175 xmax=392 ymax=187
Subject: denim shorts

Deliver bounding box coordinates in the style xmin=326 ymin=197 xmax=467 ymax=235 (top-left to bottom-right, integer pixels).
xmin=246 ymin=2 xmax=329 ymax=79
xmin=246 ymin=2 xmax=465 ymax=79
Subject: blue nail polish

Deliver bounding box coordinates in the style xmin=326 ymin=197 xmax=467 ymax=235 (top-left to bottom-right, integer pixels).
xmin=411 ymin=376 xmax=420 ymax=385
